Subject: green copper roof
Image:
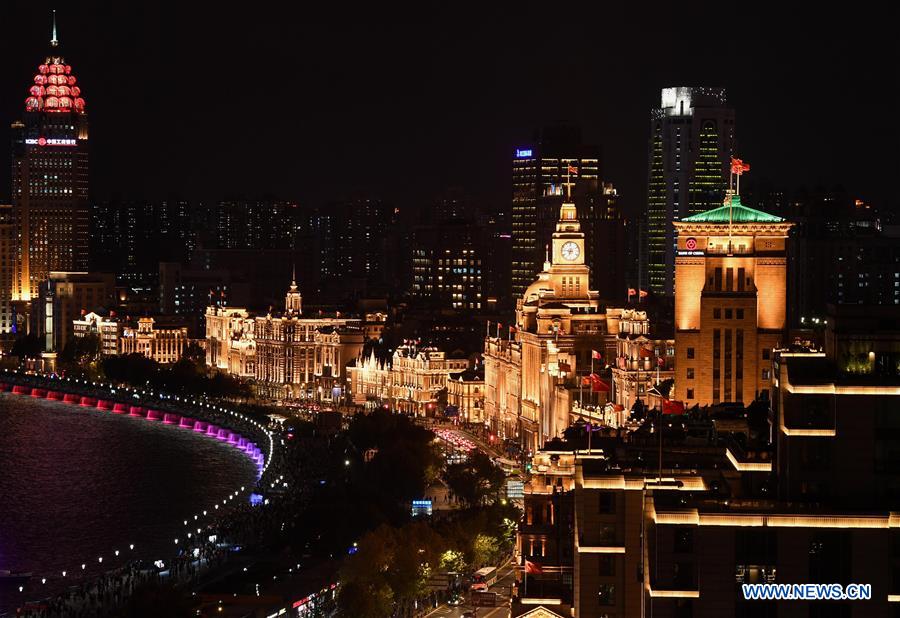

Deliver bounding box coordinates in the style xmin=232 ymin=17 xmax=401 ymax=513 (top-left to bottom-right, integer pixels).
xmin=681 ymin=195 xmax=785 ymax=224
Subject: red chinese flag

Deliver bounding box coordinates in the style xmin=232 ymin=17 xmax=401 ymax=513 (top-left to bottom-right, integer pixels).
xmin=581 ymin=375 xmax=592 ymax=386
xmin=639 ymin=347 xmax=654 ymax=358
xmin=567 ymin=164 xmax=578 ymax=175
xmin=639 ymin=289 xmax=648 ymax=298
xmin=590 ymin=374 xmax=610 ymax=393
xmin=657 ymin=356 xmax=665 ymax=367
xmin=628 ymin=287 xmax=636 ymax=297
xmin=592 ymin=349 xmax=602 ymax=360
xmin=662 ymin=400 xmax=686 ymax=415
xmin=731 ymin=157 xmax=750 ymax=175
xmin=525 ymin=559 xmax=543 ymax=575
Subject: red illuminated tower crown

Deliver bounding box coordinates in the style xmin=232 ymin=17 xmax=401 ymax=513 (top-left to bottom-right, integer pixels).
xmin=23 ymin=11 xmax=86 ymax=114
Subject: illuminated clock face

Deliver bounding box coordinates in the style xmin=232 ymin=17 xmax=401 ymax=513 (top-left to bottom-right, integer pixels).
xmin=561 ymin=241 xmax=580 ymax=261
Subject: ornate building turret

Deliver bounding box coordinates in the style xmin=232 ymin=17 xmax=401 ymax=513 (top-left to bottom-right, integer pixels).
xmin=285 ymin=268 xmax=302 ymax=315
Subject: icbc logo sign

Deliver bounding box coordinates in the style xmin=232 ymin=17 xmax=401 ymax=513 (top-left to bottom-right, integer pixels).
xmin=685 ymin=237 xmax=697 ymax=250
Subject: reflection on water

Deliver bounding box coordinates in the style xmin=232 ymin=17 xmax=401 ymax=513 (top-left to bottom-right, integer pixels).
xmin=0 ymin=393 xmax=257 ymax=613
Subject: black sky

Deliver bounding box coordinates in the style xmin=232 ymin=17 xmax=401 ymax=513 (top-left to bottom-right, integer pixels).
xmin=1 ymin=4 xmax=895 ymax=217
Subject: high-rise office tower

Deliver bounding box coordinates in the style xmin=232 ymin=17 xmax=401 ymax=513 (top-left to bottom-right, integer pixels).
xmin=0 ymin=205 xmax=15 ymax=345
xmin=12 ymin=17 xmax=89 ymax=312
xmin=645 ymin=87 xmax=735 ymax=295
xmin=511 ymin=127 xmax=599 ymax=299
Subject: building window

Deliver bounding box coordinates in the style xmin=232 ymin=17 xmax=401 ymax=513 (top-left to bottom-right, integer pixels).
xmin=736 ymin=308 xmax=744 ymax=319
xmin=687 ymin=347 xmax=695 ymax=360
xmin=598 ymin=584 xmax=616 ymax=606
xmin=674 ymin=528 xmax=694 ymax=553
xmin=686 ymin=368 xmax=694 ymax=379
xmin=598 ymin=491 xmax=615 ymax=514
xmin=762 ymin=368 xmax=770 ymax=380
xmin=687 ymin=388 xmax=694 ymax=399
xmin=598 ymin=555 xmax=615 ymax=576
xmin=713 ymin=308 xmax=721 ymax=319
xmin=725 ymin=308 xmax=733 ymax=319
xmin=762 ymin=348 xmax=770 ymax=360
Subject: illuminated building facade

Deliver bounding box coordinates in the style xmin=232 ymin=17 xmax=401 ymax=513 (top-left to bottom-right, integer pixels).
xmin=211 ymin=278 xmax=365 ymax=400
xmin=610 ymin=308 xmax=674 ymax=412
xmin=646 ymin=87 xmax=734 ymax=295
xmin=12 ymin=24 xmax=89 ymax=311
xmin=446 ymin=366 xmax=485 ymax=424
xmin=411 ymin=222 xmax=484 ymax=310
xmin=673 ymin=195 xmax=793 ymax=406
xmin=205 ymin=306 xmax=256 ymax=378
xmin=348 ymin=344 xmax=469 ymax=416
xmin=119 ymin=317 xmax=191 ymax=364
xmin=72 ymin=310 xmax=123 ymax=356
xmin=511 ymin=127 xmax=600 ymax=298
xmin=0 ymin=205 xmax=15 ymax=344
xmin=37 ymin=271 xmax=115 ymax=354
xmin=485 ymin=197 xmax=614 ymax=455
xmin=515 ymin=445 xmax=576 ymax=613
xmin=774 ymin=305 xmax=900 ymax=504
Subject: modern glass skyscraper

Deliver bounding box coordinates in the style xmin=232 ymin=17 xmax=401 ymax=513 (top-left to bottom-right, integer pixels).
xmin=12 ymin=16 xmax=89 ymax=310
xmin=511 ymin=127 xmax=599 ymax=299
xmin=645 ymin=87 xmax=734 ymax=296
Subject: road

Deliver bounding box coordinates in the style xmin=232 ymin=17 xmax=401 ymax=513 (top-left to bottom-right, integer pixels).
xmin=424 ymin=562 xmax=517 ymax=618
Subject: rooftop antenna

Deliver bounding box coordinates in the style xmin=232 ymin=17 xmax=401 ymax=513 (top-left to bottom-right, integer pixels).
xmin=50 ymin=10 xmax=58 ymax=47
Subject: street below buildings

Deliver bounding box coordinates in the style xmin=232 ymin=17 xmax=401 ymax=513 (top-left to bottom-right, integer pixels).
xmin=424 ymin=561 xmax=517 ymax=618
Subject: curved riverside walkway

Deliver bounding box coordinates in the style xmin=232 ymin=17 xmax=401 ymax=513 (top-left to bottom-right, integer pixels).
xmin=0 ymin=370 xmax=280 ymax=618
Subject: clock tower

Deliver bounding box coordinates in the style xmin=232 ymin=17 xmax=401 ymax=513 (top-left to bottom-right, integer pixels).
xmin=546 ymin=201 xmax=590 ymax=299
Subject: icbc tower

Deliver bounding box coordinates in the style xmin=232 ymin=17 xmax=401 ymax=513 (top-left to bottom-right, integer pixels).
xmin=10 ymin=13 xmax=89 ymax=331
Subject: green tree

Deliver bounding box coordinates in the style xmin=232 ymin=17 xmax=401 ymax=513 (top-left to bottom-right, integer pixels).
xmin=336 ymin=580 xmax=394 ymax=618
xmin=443 ymin=451 xmax=504 ymax=507
xmin=182 ymin=341 xmax=206 ymax=366
xmin=11 ymin=334 xmax=43 ymax=359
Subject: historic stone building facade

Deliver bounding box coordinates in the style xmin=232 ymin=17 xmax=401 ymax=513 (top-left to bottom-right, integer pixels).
xmin=673 ymin=194 xmax=793 ymax=405
xmin=120 ymin=316 xmax=191 ymax=364
xmin=484 ymin=199 xmax=616 ymax=456
xmin=204 ymin=278 xmax=364 ymax=400
xmin=348 ymin=344 xmax=469 ymax=416
xmin=610 ymin=308 xmax=675 ymax=412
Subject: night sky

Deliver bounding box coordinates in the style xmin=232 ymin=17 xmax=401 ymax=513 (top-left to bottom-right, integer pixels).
xmin=1 ymin=5 xmax=894 ymax=217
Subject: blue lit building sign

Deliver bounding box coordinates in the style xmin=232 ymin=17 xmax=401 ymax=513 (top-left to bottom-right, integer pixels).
xmin=515 ymin=148 xmax=533 ymax=158
xmin=411 ymin=499 xmax=433 ymax=517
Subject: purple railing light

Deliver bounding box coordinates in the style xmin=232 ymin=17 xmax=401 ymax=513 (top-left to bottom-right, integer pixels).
xmin=2 ymin=378 xmax=267 ymax=481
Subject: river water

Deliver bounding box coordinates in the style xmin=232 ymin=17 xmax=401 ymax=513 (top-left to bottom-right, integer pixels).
xmin=0 ymin=392 xmax=259 ymax=614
